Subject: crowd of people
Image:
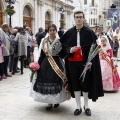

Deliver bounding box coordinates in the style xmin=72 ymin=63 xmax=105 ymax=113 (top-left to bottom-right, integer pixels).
xmin=1 ymin=10 xmax=120 ymax=117
xmin=0 ymin=24 xmax=36 ymax=80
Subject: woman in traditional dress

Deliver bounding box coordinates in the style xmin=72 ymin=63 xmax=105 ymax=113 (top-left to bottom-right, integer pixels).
xmin=98 ymin=35 xmax=120 ymax=91
xmin=30 ymin=24 xmax=68 ymax=110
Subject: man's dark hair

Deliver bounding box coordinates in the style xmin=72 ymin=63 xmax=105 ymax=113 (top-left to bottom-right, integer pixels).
xmin=74 ymin=10 xmax=85 ymax=19
xmin=39 ymin=27 xmax=43 ymax=32
xmin=59 ymin=27 xmax=62 ymax=30
xmin=18 ymin=27 xmax=26 ymax=35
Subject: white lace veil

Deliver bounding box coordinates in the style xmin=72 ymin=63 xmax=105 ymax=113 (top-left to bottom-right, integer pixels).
xmin=98 ymin=35 xmax=112 ymax=51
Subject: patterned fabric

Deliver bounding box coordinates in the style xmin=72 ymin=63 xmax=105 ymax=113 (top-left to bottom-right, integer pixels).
xmin=30 ymin=79 xmax=67 ymax=104
xmin=99 ymin=49 xmax=120 ymax=91
xmin=31 ymin=37 xmax=68 ymax=103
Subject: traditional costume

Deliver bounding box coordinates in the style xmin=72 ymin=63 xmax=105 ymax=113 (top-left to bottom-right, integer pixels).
xmin=30 ymin=35 xmax=69 ymax=104
xmin=60 ymin=26 xmax=104 ymax=101
xmin=98 ymin=36 xmax=120 ymax=91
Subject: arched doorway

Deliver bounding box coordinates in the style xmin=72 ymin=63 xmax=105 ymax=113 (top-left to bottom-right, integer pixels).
xmin=23 ymin=5 xmax=32 ymax=29
xmin=45 ymin=11 xmax=51 ymax=30
xmin=0 ymin=1 xmax=3 ymax=27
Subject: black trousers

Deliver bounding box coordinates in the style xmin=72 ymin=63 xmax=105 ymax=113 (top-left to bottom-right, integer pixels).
xmin=3 ymin=56 xmax=9 ymax=75
xmin=0 ymin=63 xmax=4 ymax=76
xmin=9 ymin=54 xmax=14 ymax=72
xmin=68 ymin=61 xmax=91 ymax=92
xmin=24 ymin=46 xmax=31 ymax=66
xmin=12 ymin=56 xmax=19 ymax=73
xmin=20 ymin=55 xmax=25 ymax=73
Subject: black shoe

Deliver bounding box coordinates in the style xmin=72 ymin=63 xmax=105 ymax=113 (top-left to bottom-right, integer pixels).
xmin=54 ymin=104 xmax=59 ymax=108
xmin=84 ymin=106 xmax=91 ymax=116
xmin=46 ymin=104 xmax=52 ymax=111
xmin=12 ymin=72 xmax=15 ymax=75
xmin=15 ymin=70 xmax=20 ymax=73
xmin=74 ymin=108 xmax=82 ymax=116
xmin=17 ymin=67 xmax=20 ymax=70
xmin=21 ymin=72 xmax=23 ymax=74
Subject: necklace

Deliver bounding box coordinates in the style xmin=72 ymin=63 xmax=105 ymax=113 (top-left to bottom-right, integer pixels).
xmin=48 ymin=37 xmax=55 ymax=44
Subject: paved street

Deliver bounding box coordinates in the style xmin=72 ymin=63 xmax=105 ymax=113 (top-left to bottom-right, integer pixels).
xmin=0 ymin=47 xmax=120 ymax=120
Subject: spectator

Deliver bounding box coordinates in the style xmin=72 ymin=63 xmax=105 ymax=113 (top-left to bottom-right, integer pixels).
xmin=0 ymin=23 xmax=12 ymax=78
xmin=24 ymin=27 xmax=32 ymax=67
xmin=58 ymin=27 xmax=64 ymax=38
xmin=36 ymin=27 xmax=45 ymax=47
xmin=10 ymin=29 xmax=19 ymax=75
xmin=15 ymin=27 xmax=28 ymax=74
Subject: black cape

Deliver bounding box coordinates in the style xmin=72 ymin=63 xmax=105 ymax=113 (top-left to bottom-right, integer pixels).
xmin=60 ymin=26 xmax=104 ymax=101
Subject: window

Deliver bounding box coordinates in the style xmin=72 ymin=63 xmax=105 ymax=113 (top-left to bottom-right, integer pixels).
xmin=92 ymin=0 xmax=94 ymax=6
xmin=45 ymin=11 xmax=51 ymax=21
xmin=84 ymin=0 xmax=87 ymax=5
xmin=23 ymin=6 xmax=31 ymax=16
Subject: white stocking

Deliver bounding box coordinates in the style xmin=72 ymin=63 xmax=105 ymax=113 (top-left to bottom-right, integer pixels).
xmin=83 ymin=92 xmax=89 ymax=109
xmin=115 ymin=57 xmax=118 ymax=65
xmin=74 ymin=91 xmax=81 ymax=109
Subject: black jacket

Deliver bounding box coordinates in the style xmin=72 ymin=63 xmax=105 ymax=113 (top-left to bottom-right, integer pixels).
xmin=60 ymin=26 xmax=104 ymax=101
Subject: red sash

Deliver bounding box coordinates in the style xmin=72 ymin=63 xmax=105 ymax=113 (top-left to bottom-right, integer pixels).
xmin=68 ymin=47 xmax=84 ymax=61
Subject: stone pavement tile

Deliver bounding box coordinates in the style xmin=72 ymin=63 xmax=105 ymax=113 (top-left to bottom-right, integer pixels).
xmin=0 ymin=49 xmax=120 ymax=120
xmin=21 ymin=108 xmax=67 ymax=120
xmin=1 ymin=118 xmax=18 ymax=120
xmin=0 ymin=106 xmax=31 ymax=119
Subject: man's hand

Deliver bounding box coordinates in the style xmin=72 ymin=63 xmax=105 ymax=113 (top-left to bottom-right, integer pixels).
xmin=71 ymin=46 xmax=79 ymax=53
xmin=85 ymin=62 xmax=92 ymax=70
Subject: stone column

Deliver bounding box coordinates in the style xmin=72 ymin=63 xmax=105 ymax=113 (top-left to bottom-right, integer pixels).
xmin=34 ymin=0 xmax=38 ymax=34
xmin=38 ymin=1 xmax=45 ymax=29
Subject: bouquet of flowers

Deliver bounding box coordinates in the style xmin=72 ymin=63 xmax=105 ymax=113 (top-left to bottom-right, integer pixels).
xmin=29 ymin=62 xmax=40 ymax=82
xmin=80 ymin=44 xmax=99 ymax=82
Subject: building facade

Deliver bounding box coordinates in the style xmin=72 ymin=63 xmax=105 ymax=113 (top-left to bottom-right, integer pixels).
xmin=0 ymin=0 xmax=74 ymax=34
xmin=73 ymin=0 xmax=111 ymax=31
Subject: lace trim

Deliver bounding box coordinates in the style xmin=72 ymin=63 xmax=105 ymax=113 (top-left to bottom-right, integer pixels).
xmin=33 ymin=82 xmax=62 ymax=95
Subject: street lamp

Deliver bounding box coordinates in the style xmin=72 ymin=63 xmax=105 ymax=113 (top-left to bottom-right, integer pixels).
xmin=5 ymin=0 xmax=16 ymax=27
xmin=59 ymin=7 xmax=65 ymax=29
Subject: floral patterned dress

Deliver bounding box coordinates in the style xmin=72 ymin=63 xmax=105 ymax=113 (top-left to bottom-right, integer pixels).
xmin=99 ymin=49 xmax=120 ymax=91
